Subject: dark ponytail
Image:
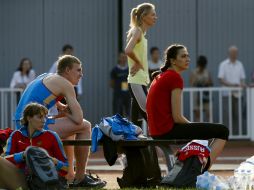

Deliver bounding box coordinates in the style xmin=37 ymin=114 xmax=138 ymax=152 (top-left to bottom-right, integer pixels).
xmin=151 ymin=70 xmax=161 ymax=79
xmin=151 ymin=44 xmax=186 ymax=80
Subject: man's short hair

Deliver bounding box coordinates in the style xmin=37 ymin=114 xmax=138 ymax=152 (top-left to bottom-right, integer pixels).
xmin=62 ymin=44 xmax=73 ymax=53
xmin=57 ymin=55 xmax=81 ymax=74
xmin=150 ymin=47 xmax=159 ymax=55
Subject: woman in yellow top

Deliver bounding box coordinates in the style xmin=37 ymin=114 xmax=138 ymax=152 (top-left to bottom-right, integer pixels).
xmin=125 ymin=3 xmax=157 ymax=126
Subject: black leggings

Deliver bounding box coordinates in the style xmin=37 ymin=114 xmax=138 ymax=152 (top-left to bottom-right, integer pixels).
xmin=152 ymin=122 xmax=229 ymax=141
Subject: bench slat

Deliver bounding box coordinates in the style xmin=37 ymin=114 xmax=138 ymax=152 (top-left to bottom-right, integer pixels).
xmin=62 ymin=139 xmax=188 ymax=146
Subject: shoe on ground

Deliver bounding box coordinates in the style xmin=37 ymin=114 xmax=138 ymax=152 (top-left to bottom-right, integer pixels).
xmin=87 ymin=173 xmax=107 ymax=186
xmin=70 ymin=174 xmax=106 ymax=188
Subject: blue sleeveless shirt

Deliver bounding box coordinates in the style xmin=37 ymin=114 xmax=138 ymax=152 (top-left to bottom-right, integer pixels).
xmin=14 ymin=73 xmax=63 ymax=128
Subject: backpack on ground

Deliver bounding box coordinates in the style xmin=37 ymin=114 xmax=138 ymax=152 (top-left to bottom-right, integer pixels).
xmin=117 ymin=145 xmax=161 ymax=188
xmin=25 ymin=146 xmax=65 ymax=190
xmin=160 ymin=156 xmax=203 ymax=188
xmin=160 ymin=140 xmax=211 ymax=188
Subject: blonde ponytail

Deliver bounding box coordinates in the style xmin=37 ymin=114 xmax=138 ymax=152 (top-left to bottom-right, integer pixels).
xmin=127 ymin=3 xmax=155 ymax=41
xmin=129 ymin=8 xmax=138 ymax=28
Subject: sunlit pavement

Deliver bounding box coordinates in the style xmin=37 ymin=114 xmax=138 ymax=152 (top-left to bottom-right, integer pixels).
xmin=86 ymin=141 xmax=253 ymax=189
xmin=87 ymin=140 xmax=254 ymax=172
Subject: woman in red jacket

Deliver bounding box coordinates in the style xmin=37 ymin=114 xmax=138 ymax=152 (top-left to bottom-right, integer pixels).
xmin=146 ymin=44 xmax=229 ymax=166
xmin=0 ymin=103 xmax=68 ymax=190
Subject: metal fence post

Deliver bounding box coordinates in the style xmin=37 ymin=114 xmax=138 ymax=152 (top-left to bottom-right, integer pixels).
xmin=247 ymin=88 xmax=254 ymax=141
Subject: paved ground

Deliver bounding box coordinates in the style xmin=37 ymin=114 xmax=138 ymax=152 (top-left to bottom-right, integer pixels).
xmin=86 ymin=140 xmax=254 ymax=189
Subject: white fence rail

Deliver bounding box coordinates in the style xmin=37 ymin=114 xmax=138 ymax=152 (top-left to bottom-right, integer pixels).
xmin=183 ymin=87 xmax=253 ymax=140
xmin=1 ymin=87 xmax=254 ymax=140
xmin=0 ymin=88 xmax=23 ymax=129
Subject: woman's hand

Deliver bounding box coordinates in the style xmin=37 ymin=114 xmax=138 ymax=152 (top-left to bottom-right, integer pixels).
xmin=130 ymin=62 xmax=144 ymax=76
xmin=14 ymin=83 xmax=26 ymax=89
xmin=50 ymin=156 xmax=58 ymax=165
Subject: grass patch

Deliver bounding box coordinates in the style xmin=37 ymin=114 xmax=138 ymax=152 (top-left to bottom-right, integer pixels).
xmin=69 ymin=188 xmax=196 ymax=190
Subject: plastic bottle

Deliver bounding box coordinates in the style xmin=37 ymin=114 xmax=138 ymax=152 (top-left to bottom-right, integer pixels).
xmin=196 ymin=172 xmax=217 ymax=190
xmin=234 ymin=169 xmax=246 ymax=190
xmin=233 ymin=159 xmax=254 ymax=190
xmin=196 ymin=173 xmax=209 ymax=189
xmin=246 ymin=156 xmax=254 ymax=190
xmin=196 ymin=171 xmax=232 ymax=190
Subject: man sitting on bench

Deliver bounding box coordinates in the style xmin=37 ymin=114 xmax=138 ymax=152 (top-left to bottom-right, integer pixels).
xmin=13 ymin=55 xmax=105 ymax=188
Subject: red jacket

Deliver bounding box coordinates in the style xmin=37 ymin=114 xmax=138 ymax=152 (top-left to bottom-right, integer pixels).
xmin=5 ymin=126 xmax=68 ymax=176
xmin=177 ymin=141 xmax=210 ymax=161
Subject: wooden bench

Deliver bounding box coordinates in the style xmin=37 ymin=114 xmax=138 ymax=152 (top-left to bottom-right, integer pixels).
xmin=62 ymin=139 xmax=189 ymax=171
xmin=62 ymin=139 xmax=186 ymax=146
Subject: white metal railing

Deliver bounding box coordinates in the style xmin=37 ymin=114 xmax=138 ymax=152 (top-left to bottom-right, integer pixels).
xmin=0 ymin=88 xmax=23 ymax=129
xmin=183 ymin=87 xmax=253 ymax=140
xmin=1 ymin=87 xmax=254 ymax=140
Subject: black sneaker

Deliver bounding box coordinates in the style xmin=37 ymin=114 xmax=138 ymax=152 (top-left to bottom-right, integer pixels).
xmin=59 ymin=176 xmax=68 ymax=189
xmin=70 ymin=174 xmax=106 ymax=188
xmin=87 ymin=172 xmax=107 ymax=186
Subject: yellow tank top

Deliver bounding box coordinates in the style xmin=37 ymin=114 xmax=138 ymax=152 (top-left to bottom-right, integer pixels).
xmin=127 ymin=30 xmax=149 ymax=86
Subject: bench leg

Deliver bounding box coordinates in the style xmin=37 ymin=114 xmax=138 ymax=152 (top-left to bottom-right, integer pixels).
xmin=158 ymin=145 xmax=176 ymax=173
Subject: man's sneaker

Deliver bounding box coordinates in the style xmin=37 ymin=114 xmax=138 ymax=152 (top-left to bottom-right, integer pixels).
xmin=87 ymin=172 xmax=107 ymax=186
xmin=70 ymin=174 xmax=106 ymax=188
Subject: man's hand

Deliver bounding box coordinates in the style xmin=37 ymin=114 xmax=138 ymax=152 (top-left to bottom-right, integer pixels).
xmin=57 ymin=105 xmax=71 ymax=118
xmin=55 ymin=102 xmax=71 ymax=118
xmin=56 ymin=103 xmax=68 ymax=112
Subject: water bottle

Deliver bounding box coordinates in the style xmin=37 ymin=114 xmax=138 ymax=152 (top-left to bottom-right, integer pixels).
xmin=234 ymin=169 xmax=247 ymax=190
xmin=246 ymin=156 xmax=254 ymax=190
xmin=197 ymin=171 xmax=231 ymax=190
xmin=196 ymin=172 xmax=216 ymax=189
xmin=213 ymin=176 xmax=230 ymax=190
xmin=196 ymin=172 xmax=209 ymax=189
xmin=233 ymin=159 xmax=254 ymax=190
